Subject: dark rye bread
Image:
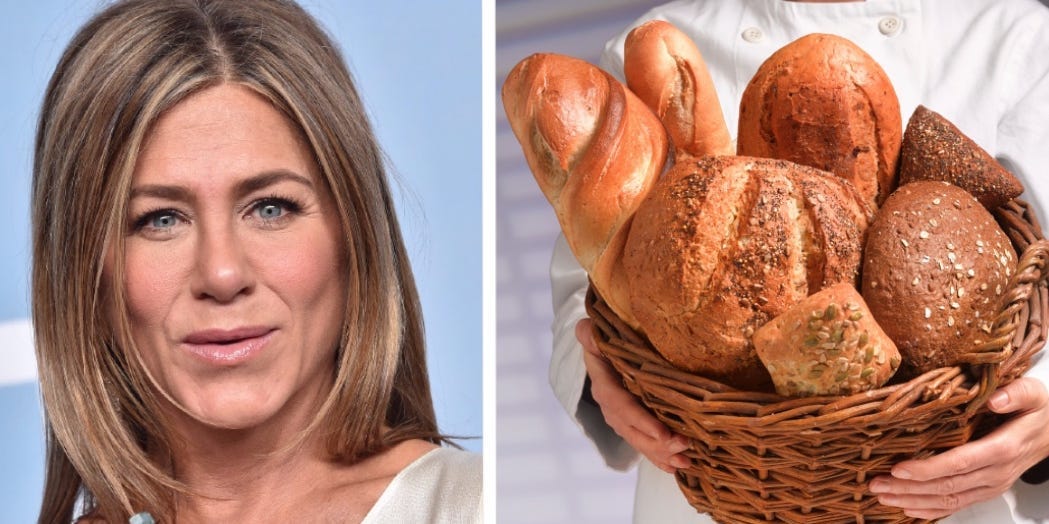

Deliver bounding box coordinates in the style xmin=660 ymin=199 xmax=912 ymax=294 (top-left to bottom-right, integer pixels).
xmin=624 ymin=156 xmax=872 ymax=391
xmin=753 ymin=283 xmax=901 ymax=397
xmin=899 ymin=105 xmax=1023 ymax=210
xmin=737 ymin=33 xmax=902 ymax=209
xmin=861 ymin=181 xmax=1016 ymax=376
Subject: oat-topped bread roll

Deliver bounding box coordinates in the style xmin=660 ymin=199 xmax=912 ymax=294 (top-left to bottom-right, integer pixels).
xmin=624 ymin=156 xmax=872 ymax=391
xmin=753 ymin=283 xmax=901 ymax=397
xmin=737 ymin=33 xmax=902 ymax=209
xmin=624 ymin=19 xmax=732 ymax=160
xmin=862 ymin=181 xmax=1016 ymax=376
xmin=899 ymin=105 xmax=1023 ymax=210
xmin=502 ymin=53 xmax=670 ymax=328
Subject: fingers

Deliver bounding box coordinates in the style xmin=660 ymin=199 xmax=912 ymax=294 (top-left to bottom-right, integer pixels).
xmin=577 ymin=318 xmax=691 ymax=472
xmin=988 ymin=377 xmax=1049 ymax=414
xmin=575 ymin=318 xmax=600 ymax=356
xmin=870 ymin=459 xmax=1013 ymax=520
xmin=888 ymin=439 xmax=1002 ymax=482
xmin=872 ymin=484 xmax=1003 ymax=520
xmin=871 ymin=378 xmax=1049 ymax=518
xmin=580 ymin=342 xmax=665 ymax=440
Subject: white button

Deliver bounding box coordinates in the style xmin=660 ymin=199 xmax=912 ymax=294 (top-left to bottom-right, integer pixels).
xmin=742 ymin=27 xmax=764 ymax=43
xmin=878 ymin=16 xmax=902 ymax=36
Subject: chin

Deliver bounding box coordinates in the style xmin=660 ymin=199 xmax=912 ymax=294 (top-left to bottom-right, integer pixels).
xmin=175 ymin=382 xmax=290 ymax=431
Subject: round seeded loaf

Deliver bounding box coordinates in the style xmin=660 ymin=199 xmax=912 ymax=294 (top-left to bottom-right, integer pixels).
xmin=861 ymin=181 xmax=1016 ymax=376
xmin=624 ymin=156 xmax=872 ymax=391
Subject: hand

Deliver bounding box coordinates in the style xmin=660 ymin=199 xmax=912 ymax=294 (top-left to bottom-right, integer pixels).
xmin=576 ymin=318 xmax=690 ymax=473
xmin=868 ymin=377 xmax=1049 ymax=519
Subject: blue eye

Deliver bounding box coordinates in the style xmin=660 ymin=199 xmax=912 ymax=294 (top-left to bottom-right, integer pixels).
xmin=251 ymin=197 xmax=302 ymax=223
xmin=150 ymin=213 xmax=179 ymax=229
xmin=257 ymin=202 xmax=285 ymax=219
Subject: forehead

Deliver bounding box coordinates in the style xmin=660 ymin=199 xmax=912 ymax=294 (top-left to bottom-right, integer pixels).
xmin=133 ymin=83 xmax=319 ymax=188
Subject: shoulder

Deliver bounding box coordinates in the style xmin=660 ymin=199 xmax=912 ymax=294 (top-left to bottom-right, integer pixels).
xmin=404 ymin=446 xmax=482 ymax=493
xmin=363 ymin=446 xmax=482 ymax=524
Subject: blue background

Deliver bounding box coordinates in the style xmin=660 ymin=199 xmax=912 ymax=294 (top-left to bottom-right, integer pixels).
xmin=0 ymin=2 xmax=481 ymax=522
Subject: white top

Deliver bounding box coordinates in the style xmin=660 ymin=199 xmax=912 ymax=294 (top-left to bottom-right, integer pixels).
xmin=548 ymin=0 xmax=1049 ymax=523
xmin=362 ymin=447 xmax=482 ymax=524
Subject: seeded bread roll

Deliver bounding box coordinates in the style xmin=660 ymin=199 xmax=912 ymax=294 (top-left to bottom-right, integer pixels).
xmin=502 ymin=53 xmax=670 ymax=328
xmin=737 ymin=33 xmax=902 ymax=209
xmin=753 ymin=283 xmax=901 ymax=397
xmin=624 ymin=156 xmax=872 ymax=391
xmin=899 ymin=105 xmax=1023 ymax=210
xmin=861 ymin=181 xmax=1016 ymax=376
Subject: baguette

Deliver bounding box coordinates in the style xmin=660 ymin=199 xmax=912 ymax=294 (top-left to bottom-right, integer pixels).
xmin=624 ymin=20 xmax=732 ymax=160
xmin=502 ymin=53 xmax=670 ymax=327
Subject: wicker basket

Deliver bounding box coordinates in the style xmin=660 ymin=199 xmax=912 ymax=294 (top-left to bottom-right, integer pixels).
xmin=586 ymin=200 xmax=1049 ymax=524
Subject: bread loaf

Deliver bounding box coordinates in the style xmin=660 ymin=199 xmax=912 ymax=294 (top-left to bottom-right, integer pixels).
xmin=624 ymin=20 xmax=732 ymax=160
xmin=737 ymin=33 xmax=902 ymax=209
xmin=502 ymin=53 xmax=671 ymax=327
xmin=899 ymin=105 xmax=1023 ymax=210
xmin=861 ymin=181 xmax=1016 ymax=376
xmin=753 ymin=283 xmax=901 ymax=397
xmin=624 ymin=156 xmax=872 ymax=391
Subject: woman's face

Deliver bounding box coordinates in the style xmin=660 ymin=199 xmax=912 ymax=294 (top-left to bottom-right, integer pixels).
xmin=116 ymin=83 xmax=346 ymax=431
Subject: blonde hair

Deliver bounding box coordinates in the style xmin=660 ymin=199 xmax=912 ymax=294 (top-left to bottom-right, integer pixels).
xmin=32 ymin=0 xmax=441 ymax=521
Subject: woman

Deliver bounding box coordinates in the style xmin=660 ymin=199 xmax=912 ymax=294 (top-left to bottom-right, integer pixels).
xmin=32 ymin=0 xmax=480 ymax=522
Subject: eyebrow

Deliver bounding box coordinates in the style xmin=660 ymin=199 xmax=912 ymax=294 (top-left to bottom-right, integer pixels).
xmin=129 ymin=169 xmax=316 ymax=202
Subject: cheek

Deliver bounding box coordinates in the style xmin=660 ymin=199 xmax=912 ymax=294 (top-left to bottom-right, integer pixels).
xmin=263 ymin=223 xmax=346 ymax=315
xmin=122 ymin=243 xmax=187 ymax=327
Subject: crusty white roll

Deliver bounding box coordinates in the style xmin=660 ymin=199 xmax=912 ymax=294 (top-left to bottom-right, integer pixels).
xmin=624 ymin=19 xmax=732 ymax=160
xmin=502 ymin=53 xmax=670 ymax=327
xmin=738 ymin=33 xmax=902 ymax=209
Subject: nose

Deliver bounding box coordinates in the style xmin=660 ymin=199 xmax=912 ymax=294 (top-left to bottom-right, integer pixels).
xmin=189 ymin=222 xmax=255 ymax=303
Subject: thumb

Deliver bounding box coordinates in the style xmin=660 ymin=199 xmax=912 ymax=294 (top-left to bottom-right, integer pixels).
xmin=988 ymin=377 xmax=1048 ymax=414
xmin=575 ymin=318 xmax=601 ymax=357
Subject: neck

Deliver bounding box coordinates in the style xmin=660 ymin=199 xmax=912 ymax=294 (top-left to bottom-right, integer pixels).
xmin=160 ymin=376 xmax=334 ymax=521
xmin=173 ymin=431 xmax=325 ymax=521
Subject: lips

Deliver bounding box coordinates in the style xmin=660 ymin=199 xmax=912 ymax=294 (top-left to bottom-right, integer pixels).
xmin=181 ymin=326 xmax=275 ymax=364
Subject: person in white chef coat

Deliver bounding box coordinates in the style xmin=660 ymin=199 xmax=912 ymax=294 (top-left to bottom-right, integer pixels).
xmin=549 ymin=1 xmax=1049 ymax=522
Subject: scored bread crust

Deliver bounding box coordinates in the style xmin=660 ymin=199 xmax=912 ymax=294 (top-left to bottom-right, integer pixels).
xmin=862 ymin=181 xmax=1016 ymax=376
xmin=624 ymin=156 xmax=872 ymax=391
xmin=502 ymin=53 xmax=671 ymax=327
xmin=737 ymin=33 xmax=902 ymax=209
xmin=624 ymin=19 xmax=733 ymax=160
